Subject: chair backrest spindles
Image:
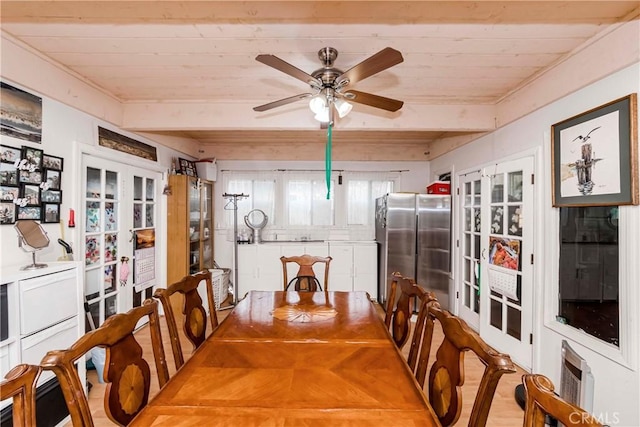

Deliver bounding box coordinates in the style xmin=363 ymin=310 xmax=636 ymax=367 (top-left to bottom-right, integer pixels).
xmin=280 ymin=254 xmax=332 ymax=291
xmin=40 ymin=299 xmax=168 ymax=426
xmin=0 ymin=364 xmax=40 ymax=427
xmin=420 ymin=303 xmax=516 ymax=427
xmin=154 ymin=270 xmax=217 ymax=370
xmin=522 ymin=374 xmax=603 ymax=427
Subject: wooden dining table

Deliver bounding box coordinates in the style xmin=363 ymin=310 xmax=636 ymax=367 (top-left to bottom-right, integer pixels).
xmin=130 ymin=290 xmax=442 ymax=426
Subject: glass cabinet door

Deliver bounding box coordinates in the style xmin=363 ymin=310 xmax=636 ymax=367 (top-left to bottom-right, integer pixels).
xmin=188 ymin=178 xmax=200 ymax=274
xmin=201 ymin=180 xmax=214 ymax=270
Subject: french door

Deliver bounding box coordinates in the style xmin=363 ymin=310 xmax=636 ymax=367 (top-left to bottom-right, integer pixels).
xmin=479 ymin=156 xmax=534 ymax=369
xmin=82 ymin=155 xmax=161 ymax=330
xmin=456 ymin=171 xmax=482 ymax=329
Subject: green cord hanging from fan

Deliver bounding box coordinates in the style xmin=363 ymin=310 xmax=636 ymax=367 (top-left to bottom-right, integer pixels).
xmin=325 ymin=123 xmax=332 ymax=199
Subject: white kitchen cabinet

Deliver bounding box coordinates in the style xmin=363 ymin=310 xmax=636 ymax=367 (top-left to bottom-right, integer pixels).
xmin=237 ymin=244 xmax=285 ymax=297
xmin=0 ymin=261 xmax=84 ymax=425
xmin=328 ymin=242 xmax=378 ymax=298
xmin=327 ymin=244 xmax=354 ymax=292
xmin=353 ymin=243 xmax=378 ymax=298
xmin=236 ymin=242 xmax=376 ymax=298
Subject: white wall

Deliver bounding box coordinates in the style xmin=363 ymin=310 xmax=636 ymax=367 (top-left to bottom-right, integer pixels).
xmin=0 ymin=80 xmax=187 ymax=278
xmin=430 ymin=63 xmax=640 ymax=426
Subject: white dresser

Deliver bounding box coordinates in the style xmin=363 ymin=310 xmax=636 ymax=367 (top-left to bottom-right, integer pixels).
xmin=0 ymin=261 xmax=85 ymax=425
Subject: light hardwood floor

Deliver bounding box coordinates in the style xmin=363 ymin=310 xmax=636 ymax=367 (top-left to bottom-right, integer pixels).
xmin=66 ymin=301 xmax=526 ymax=426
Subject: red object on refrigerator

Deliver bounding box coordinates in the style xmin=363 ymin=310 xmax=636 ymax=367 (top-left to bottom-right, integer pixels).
xmin=426 ymin=181 xmax=450 ymax=194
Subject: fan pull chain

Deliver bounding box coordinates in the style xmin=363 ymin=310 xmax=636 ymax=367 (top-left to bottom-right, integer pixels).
xmin=325 ymin=124 xmax=332 ymax=199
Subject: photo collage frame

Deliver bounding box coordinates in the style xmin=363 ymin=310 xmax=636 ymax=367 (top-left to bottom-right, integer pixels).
xmin=0 ymin=144 xmax=64 ymax=224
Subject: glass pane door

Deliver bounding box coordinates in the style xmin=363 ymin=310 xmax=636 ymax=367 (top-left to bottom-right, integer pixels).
xmin=82 ymin=155 xmax=161 ymax=330
xmin=131 ymin=172 xmax=158 ymax=309
xmin=480 ymin=157 xmax=534 ymax=369
xmin=83 ymin=163 xmax=123 ymax=329
xmin=457 ymin=172 xmax=482 ymax=329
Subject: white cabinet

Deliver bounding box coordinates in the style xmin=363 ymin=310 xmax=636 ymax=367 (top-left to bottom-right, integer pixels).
xmin=237 ymin=244 xmax=285 ymax=297
xmin=327 ymin=244 xmax=354 ymax=292
xmin=0 ymin=261 xmax=84 ymax=417
xmin=328 ymin=242 xmax=378 ymax=298
xmin=353 ymin=243 xmax=378 ymax=298
xmin=236 ymin=242 xmax=377 ymax=298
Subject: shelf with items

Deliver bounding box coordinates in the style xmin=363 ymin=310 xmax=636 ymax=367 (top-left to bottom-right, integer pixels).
xmin=167 ymin=175 xmax=215 ymax=288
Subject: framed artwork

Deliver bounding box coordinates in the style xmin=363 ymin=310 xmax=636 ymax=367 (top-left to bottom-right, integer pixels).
xmin=178 ymin=158 xmax=198 ymax=177
xmin=42 ymin=203 xmax=60 ymax=223
xmin=0 ymin=82 xmax=42 ymax=144
xmin=42 ymin=154 xmax=64 ymax=171
xmin=20 ymin=146 xmax=43 ymax=171
xmin=0 ymin=163 xmax=18 ymax=186
xmin=552 ymin=93 xmax=638 ymax=207
xmin=1 ymin=145 xmax=21 ymax=163
xmin=18 ymin=170 xmax=42 ymax=184
xmin=41 ymin=189 xmax=62 ymax=203
xmin=98 ymin=126 xmax=157 ymax=161
xmin=21 ymin=184 xmax=40 ymax=206
xmin=17 ymin=206 xmax=41 ymax=220
xmin=0 ymin=202 xmax=16 ymax=224
xmin=44 ymin=169 xmax=61 ymax=190
xmin=0 ymin=186 xmax=19 ymax=201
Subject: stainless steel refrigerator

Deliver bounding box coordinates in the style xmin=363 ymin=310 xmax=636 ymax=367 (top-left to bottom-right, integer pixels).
xmin=375 ymin=193 xmax=452 ymax=310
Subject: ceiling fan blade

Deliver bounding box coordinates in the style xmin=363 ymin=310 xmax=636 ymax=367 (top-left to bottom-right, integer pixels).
xmin=336 ymin=47 xmax=403 ymax=86
xmin=253 ymin=93 xmax=312 ymax=112
xmin=344 ymin=90 xmax=404 ymax=112
xmin=256 ymin=54 xmax=320 ymax=86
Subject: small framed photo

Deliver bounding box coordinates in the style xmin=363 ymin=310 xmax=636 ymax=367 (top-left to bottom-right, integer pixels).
xmin=17 ymin=206 xmax=41 ymax=220
xmin=41 ymin=189 xmax=62 ymax=203
xmin=0 ymin=186 xmax=19 ymax=201
xmin=0 ymin=163 xmax=19 ymax=186
xmin=0 ymin=145 xmax=21 ymax=164
xmin=42 ymin=203 xmax=60 ymax=223
xmin=21 ymin=184 xmax=40 ymax=206
xmin=44 ymin=169 xmax=61 ymax=190
xmin=20 ymin=146 xmax=43 ymax=171
xmin=18 ymin=169 xmax=42 ymax=184
xmin=42 ymin=154 xmax=64 ymax=171
xmin=178 ymin=158 xmax=198 ymax=177
xmin=0 ymin=202 xmax=16 ymax=224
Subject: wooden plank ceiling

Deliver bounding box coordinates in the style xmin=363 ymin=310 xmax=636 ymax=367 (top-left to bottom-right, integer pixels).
xmin=1 ymin=1 xmax=638 ymax=160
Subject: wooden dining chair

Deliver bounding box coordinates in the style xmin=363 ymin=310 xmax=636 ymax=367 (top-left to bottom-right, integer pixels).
xmin=153 ymin=270 xmax=218 ymax=370
xmin=281 ymin=254 xmax=332 ymax=291
xmin=417 ymin=302 xmax=516 ymax=427
xmin=384 ymin=272 xmax=437 ymax=352
xmin=0 ymin=364 xmax=40 ymax=427
xmin=40 ymin=299 xmax=169 ymax=427
xmin=522 ymin=374 xmax=603 ymax=427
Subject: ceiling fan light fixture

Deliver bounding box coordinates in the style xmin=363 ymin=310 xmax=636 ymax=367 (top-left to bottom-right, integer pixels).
xmin=314 ymin=107 xmax=331 ymax=123
xmin=334 ymin=98 xmax=352 ymax=118
xmin=309 ymin=94 xmax=327 ymax=114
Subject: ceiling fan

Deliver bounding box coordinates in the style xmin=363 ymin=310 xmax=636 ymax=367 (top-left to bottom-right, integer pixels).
xmin=253 ymin=47 xmax=404 ymax=125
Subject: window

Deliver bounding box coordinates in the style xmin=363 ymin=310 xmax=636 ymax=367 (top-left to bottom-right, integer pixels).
xmin=287 ymin=178 xmax=334 ymax=226
xmin=558 ymin=206 xmax=619 ymax=346
xmin=224 ymin=175 xmax=276 ymax=226
xmin=222 ymin=170 xmax=397 ymax=229
xmin=347 ymin=178 xmax=394 ymax=226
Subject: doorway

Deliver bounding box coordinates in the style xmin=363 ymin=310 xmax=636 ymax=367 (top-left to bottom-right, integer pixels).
xmin=455 ymin=156 xmax=535 ymax=370
xmin=81 ymin=155 xmax=162 ymax=330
